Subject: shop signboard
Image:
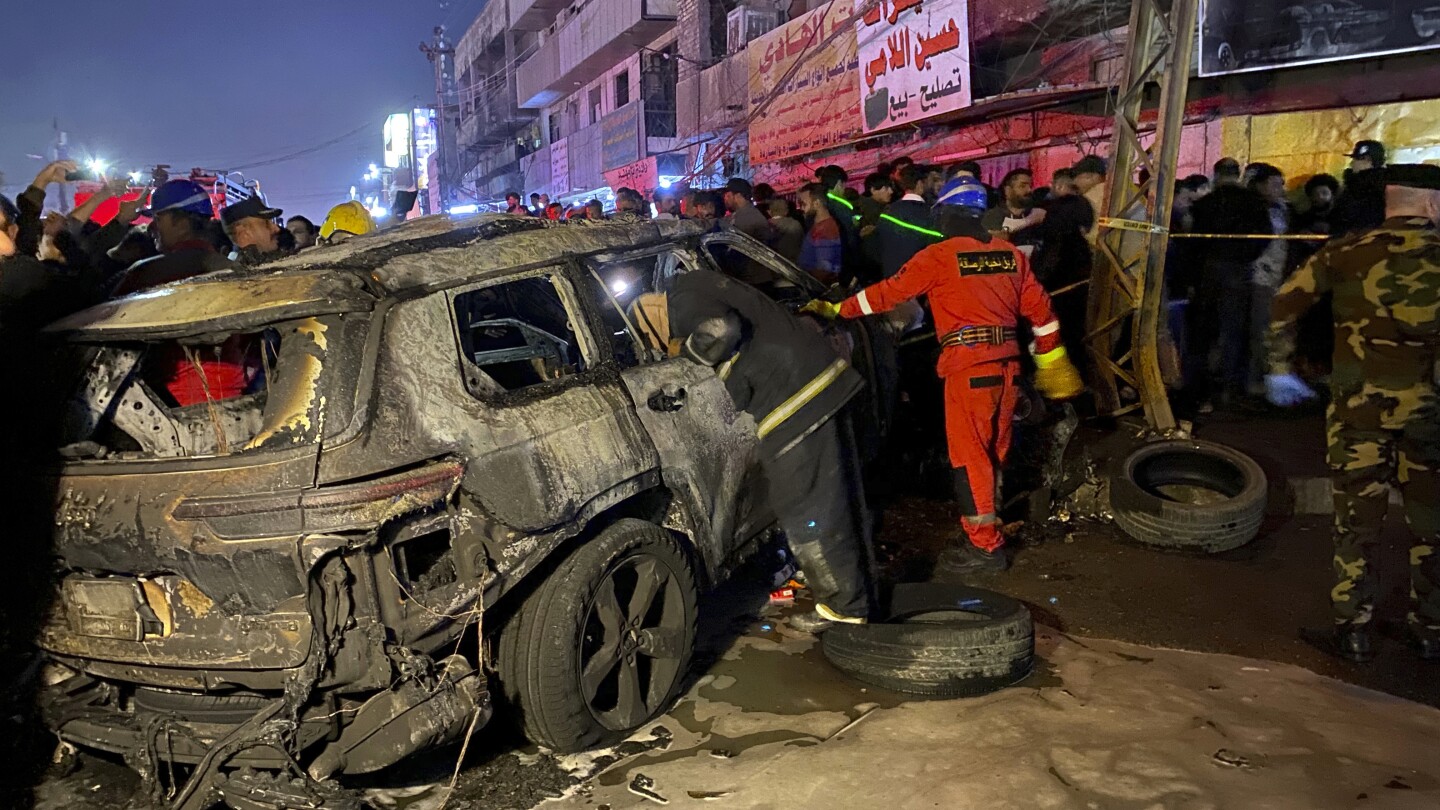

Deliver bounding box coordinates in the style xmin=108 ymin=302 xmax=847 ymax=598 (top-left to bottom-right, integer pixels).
xmin=1200 ymin=0 xmax=1440 ymax=76
xmin=601 ymin=102 xmax=644 ymax=172
xmin=747 ymin=1 xmax=862 ymax=165
xmin=604 ymin=156 xmax=660 ymax=198
xmin=551 ymin=137 xmax=570 ymax=194
xmin=383 ymin=113 xmax=410 ymax=169
xmin=856 ymin=0 xmax=972 ymax=133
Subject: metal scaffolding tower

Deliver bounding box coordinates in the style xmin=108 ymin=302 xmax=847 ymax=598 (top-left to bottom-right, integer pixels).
xmin=1085 ymin=0 xmax=1201 ymax=432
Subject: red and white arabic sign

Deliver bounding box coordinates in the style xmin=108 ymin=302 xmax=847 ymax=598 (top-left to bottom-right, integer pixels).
xmin=604 ymin=156 xmax=660 ymax=198
xmin=747 ymin=1 xmax=861 ymax=165
xmin=856 ymin=0 xmax=972 ymax=134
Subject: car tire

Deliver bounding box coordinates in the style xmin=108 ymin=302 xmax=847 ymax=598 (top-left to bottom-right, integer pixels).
xmin=1110 ymin=439 xmax=1267 ymax=553
xmin=821 ymin=584 xmax=1033 ymax=697
xmin=497 ymin=519 xmax=698 ymax=752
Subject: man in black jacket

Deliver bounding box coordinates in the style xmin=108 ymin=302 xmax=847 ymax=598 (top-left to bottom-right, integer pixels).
xmin=1186 ymin=160 xmax=1272 ymax=408
xmin=1332 ymin=140 xmax=1387 ymax=237
xmin=816 ymin=165 xmax=868 ymax=286
xmin=664 ymin=268 xmax=873 ymax=632
xmin=873 ymin=165 xmax=940 ymax=278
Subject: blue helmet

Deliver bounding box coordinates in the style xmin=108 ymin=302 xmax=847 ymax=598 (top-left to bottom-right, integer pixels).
xmin=139 ymin=179 xmax=213 ymax=218
xmin=935 ymin=176 xmax=988 ymax=214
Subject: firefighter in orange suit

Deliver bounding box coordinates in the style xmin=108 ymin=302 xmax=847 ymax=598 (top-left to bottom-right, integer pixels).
xmin=806 ymin=176 xmax=1084 ymax=572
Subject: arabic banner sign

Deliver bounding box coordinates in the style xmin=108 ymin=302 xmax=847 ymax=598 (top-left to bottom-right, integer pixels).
xmin=601 ymin=102 xmax=643 ymax=172
xmin=747 ymin=1 xmax=862 ymax=165
xmin=856 ymin=0 xmax=972 ymax=134
xmin=1200 ymin=0 xmax=1440 ymax=77
xmin=604 ymin=156 xmax=660 ymax=198
xmin=551 ymin=137 xmax=570 ymax=194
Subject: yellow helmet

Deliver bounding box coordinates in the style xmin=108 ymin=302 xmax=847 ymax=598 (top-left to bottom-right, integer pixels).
xmin=319 ymin=201 xmax=376 ymax=241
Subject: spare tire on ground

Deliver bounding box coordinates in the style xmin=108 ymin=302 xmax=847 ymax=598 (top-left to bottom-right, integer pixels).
xmin=821 ymin=583 xmax=1033 ymax=696
xmin=1110 ymin=439 xmax=1267 ymax=553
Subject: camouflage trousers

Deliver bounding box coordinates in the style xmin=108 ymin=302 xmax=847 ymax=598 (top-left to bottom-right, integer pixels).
xmin=1328 ymin=415 xmax=1440 ymax=630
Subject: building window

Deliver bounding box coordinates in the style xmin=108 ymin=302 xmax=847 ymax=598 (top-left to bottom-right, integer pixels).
xmin=589 ymin=87 xmax=603 ymax=124
xmin=615 ymin=70 xmax=630 ymax=108
xmin=642 ymin=47 xmax=678 ymax=138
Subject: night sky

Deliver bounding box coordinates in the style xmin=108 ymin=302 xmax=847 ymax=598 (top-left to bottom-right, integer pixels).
xmin=0 ymin=0 xmax=483 ymax=221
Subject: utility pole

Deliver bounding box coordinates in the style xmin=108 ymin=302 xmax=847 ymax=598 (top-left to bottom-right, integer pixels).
xmin=421 ymin=25 xmax=458 ymax=209
xmin=1084 ymin=0 xmax=1201 ymax=433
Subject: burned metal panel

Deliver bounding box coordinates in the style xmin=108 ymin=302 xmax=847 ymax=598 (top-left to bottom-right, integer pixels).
xmin=319 ymin=293 xmax=661 ymax=534
xmin=47 ymin=446 xmax=322 ymax=643
xmin=617 ymin=358 xmax=759 ymax=575
xmin=361 ymin=216 xmax=710 ymax=293
xmin=45 ymin=270 xmax=374 ymax=340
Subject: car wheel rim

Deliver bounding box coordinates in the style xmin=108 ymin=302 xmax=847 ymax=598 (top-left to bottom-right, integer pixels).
xmin=579 ymin=554 xmax=686 ymax=731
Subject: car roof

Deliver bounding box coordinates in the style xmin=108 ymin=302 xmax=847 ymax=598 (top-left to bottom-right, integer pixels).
xmin=48 ymin=214 xmax=714 ymax=338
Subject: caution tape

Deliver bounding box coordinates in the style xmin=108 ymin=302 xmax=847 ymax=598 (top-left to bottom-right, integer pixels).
xmin=1171 ymin=232 xmax=1328 ymax=241
xmin=1098 ymin=217 xmax=1168 ymax=235
xmin=1098 ymin=217 xmax=1327 ymax=241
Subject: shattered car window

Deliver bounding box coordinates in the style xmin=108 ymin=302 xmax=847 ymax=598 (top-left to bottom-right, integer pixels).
xmin=54 ymin=313 xmax=367 ymax=460
xmin=452 ymin=274 xmax=587 ymax=395
xmin=582 ymin=251 xmax=694 ymax=368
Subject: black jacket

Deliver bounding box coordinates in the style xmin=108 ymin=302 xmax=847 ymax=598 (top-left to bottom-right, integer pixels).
xmin=823 ymin=193 xmax=869 ymax=287
xmin=668 ymin=269 xmax=863 ymax=455
xmin=1033 ymin=194 xmax=1095 ymax=289
xmin=874 ymin=198 xmax=938 ymax=278
xmin=1332 ymin=168 xmax=1386 ymax=237
xmin=1189 ymin=183 xmax=1271 ymax=266
xmin=110 ymin=245 xmax=240 ymax=297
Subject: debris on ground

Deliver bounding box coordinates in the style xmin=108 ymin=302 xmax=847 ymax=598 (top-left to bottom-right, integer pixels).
xmin=627 ymin=773 xmax=668 ymax=804
xmin=768 ymin=587 xmax=796 ymax=604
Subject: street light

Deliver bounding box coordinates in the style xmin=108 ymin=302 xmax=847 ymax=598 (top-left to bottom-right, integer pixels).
xmin=87 ymin=159 xmax=107 ymax=175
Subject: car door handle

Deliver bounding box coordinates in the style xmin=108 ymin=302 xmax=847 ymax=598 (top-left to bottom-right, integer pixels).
xmin=647 ymin=387 xmax=687 ymax=412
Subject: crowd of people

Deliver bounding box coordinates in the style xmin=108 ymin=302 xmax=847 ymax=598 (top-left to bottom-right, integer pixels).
xmin=0 ymin=162 xmax=387 ymax=333
xmin=502 ymin=140 xmax=1389 ymax=419
xmin=1 ymin=139 xmax=1391 ymax=420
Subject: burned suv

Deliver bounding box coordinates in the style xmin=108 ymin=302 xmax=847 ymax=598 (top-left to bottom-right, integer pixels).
xmin=38 ymin=215 xmax=893 ymax=806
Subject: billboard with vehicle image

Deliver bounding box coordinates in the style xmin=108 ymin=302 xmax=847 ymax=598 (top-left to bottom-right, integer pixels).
xmin=1200 ymin=0 xmax=1440 ymax=76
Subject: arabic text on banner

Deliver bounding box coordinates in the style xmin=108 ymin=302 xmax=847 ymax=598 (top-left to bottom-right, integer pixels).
xmin=551 ymin=138 xmax=570 ymax=194
xmin=602 ymin=102 xmax=643 ymax=172
xmin=856 ymin=0 xmax=972 ymax=134
xmin=747 ymin=1 xmax=862 ymax=166
xmin=604 ymin=156 xmax=660 ymax=197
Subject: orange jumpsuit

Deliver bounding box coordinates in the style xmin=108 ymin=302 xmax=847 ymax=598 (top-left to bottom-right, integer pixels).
xmin=840 ymin=235 xmax=1063 ymax=552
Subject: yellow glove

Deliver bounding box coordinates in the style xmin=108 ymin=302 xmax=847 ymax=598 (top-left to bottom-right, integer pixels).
xmin=799 ymin=299 xmax=842 ymax=320
xmin=1034 ymin=347 xmax=1084 ymax=401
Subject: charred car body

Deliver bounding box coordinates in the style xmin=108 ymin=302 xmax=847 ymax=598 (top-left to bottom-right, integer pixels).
xmin=37 ymin=214 xmax=896 ymax=806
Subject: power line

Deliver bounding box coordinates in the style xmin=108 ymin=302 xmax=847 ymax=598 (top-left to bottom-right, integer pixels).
xmin=222 ymin=122 xmax=375 ymax=172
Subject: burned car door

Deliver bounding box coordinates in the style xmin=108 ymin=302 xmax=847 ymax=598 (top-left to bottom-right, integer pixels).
xmin=696 ymin=231 xmax=901 ymax=460
xmin=437 ymin=270 xmax=660 ymax=533
xmin=575 ymin=252 xmax=759 ymax=573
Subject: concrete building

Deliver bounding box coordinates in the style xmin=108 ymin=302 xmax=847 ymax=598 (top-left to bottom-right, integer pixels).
xmin=453 ymin=0 xmax=541 ymax=206
xmin=504 ymin=0 xmax=683 ymax=209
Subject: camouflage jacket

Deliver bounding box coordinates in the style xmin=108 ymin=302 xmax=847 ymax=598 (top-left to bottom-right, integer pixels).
xmin=1269 ymin=216 xmax=1440 ymax=429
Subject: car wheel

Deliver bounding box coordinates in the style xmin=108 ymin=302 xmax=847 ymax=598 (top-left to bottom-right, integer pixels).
xmin=497 ymin=518 xmax=698 ymax=752
xmin=1109 ymin=439 xmax=1267 ymax=553
xmin=1217 ymin=42 xmax=1236 ymax=69
xmin=821 ymin=584 xmax=1034 ymax=697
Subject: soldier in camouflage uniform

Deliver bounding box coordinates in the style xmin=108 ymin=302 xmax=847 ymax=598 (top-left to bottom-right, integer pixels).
xmin=1266 ymin=164 xmax=1440 ymax=663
